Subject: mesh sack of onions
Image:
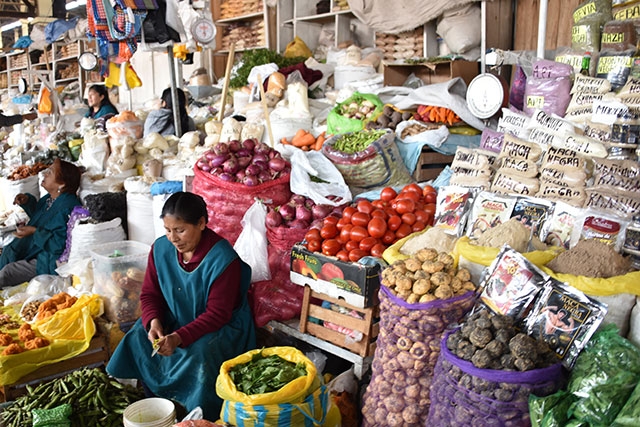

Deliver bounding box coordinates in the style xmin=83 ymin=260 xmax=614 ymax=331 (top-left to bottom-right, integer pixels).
xmin=361 ymin=285 xmax=476 ymax=426
xmin=426 ymin=330 xmax=563 ymax=427
xmin=249 ymin=194 xmax=340 ymax=327
xmin=192 ymin=139 xmax=291 ymax=245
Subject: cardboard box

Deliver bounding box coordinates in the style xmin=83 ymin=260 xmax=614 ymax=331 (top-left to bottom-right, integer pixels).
xmin=290 ymin=244 xmax=381 ymax=308
xmin=383 ymin=60 xmax=479 ymax=87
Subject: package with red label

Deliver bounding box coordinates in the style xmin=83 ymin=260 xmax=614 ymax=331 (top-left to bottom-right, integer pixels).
xmin=479 ymin=246 xmax=548 ymax=322
xmin=434 ymin=186 xmax=474 ymax=237
xmin=572 ymin=209 xmax=631 ymax=251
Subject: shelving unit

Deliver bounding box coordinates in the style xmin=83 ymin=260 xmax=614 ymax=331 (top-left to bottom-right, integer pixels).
xmin=0 ymin=39 xmax=101 ymax=99
xmin=277 ymin=0 xmax=374 ymax=54
xmin=211 ymin=0 xmax=277 ymax=77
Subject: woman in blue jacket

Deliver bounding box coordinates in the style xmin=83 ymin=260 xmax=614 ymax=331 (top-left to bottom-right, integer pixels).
xmin=85 ymin=85 xmax=118 ymax=119
xmin=0 ymin=159 xmax=81 ymax=286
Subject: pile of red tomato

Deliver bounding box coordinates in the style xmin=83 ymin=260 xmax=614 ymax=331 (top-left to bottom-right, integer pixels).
xmin=304 ymin=183 xmax=438 ymax=262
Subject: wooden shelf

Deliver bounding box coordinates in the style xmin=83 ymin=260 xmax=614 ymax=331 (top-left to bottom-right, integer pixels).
xmin=295 ymin=9 xmax=351 ymax=21
xmin=216 ymin=11 xmax=264 ymax=23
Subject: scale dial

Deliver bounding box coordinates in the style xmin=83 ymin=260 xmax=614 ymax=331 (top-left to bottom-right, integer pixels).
xmin=18 ymin=78 xmax=28 ymax=94
xmin=78 ymin=52 xmax=99 ymax=71
xmin=191 ymin=18 xmax=216 ymax=44
xmin=466 ymin=73 xmax=506 ymax=119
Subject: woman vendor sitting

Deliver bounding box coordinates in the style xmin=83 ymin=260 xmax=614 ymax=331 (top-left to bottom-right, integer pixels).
xmin=0 ymin=159 xmax=81 ymax=287
xmin=107 ymin=192 xmax=256 ymax=419
xmin=143 ymin=88 xmax=195 ymax=137
xmin=85 ymin=84 xmax=118 ymax=120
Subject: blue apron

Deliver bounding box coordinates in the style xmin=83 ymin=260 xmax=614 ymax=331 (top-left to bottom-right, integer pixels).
xmin=107 ymin=236 xmax=256 ymax=420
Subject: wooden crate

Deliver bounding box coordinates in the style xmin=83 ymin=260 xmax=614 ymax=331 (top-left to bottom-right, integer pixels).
xmin=298 ymin=285 xmax=379 ymax=358
xmin=413 ymin=145 xmax=454 ymax=182
xmin=0 ymin=334 xmax=109 ymax=402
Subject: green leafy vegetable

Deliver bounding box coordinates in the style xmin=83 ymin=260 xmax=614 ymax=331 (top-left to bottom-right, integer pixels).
xmin=229 ymin=49 xmax=306 ymax=89
xmin=612 ymin=381 xmax=640 ymax=426
xmin=229 ymin=351 xmax=307 ymax=395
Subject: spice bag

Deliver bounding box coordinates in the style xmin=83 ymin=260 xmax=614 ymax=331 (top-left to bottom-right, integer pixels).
xmin=360 ymin=285 xmax=475 ymax=426
xmin=216 ymin=347 xmax=331 ymax=426
xmin=249 ymin=225 xmax=307 ymax=327
xmin=191 ymin=165 xmax=291 ymax=245
xmin=322 ymin=131 xmax=413 ymax=195
xmin=426 ymin=331 xmax=563 ymax=427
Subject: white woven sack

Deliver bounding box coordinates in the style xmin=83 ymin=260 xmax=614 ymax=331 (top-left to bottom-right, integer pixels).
xmin=67 ymin=217 xmax=126 ymax=264
xmin=152 ymin=193 xmax=173 ymax=239
xmin=1 ymin=175 xmax=40 ymax=209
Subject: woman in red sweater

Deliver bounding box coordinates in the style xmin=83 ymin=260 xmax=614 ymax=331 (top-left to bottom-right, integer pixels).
xmin=107 ymin=192 xmax=256 ymax=420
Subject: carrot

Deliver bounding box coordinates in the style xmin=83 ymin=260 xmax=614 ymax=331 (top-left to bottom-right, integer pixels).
xmin=314 ymin=132 xmax=326 ymax=151
xmin=281 ymin=137 xmax=290 ymax=145
xmin=293 ymin=129 xmax=307 ymax=141
xmin=292 ymin=131 xmax=315 ymax=148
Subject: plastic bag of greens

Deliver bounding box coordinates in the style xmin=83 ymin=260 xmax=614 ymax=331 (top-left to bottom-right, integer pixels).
xmin=529 ymin=390 xmax=576 ymax=427
xmin=32 ymin=403 xmax=72 ymax=427
xmin=612 ymin=381 xmax=640 ymax=426
xmin=567 ymin=325 xmax=640 ymax=425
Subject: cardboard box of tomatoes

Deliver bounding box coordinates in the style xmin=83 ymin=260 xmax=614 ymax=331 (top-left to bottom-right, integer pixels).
xmin=290 ymin=244 xmax=381 ymax=308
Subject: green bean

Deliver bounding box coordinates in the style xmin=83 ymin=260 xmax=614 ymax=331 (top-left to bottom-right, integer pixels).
xmin=333 ymin=129 xmax=387 ymax=153
xmin=1 ymin=367 xmax=145 ymax=426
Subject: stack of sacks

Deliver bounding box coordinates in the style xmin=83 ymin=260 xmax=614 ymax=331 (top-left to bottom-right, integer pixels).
xmin=220 ymin=0 xmax=262 ymax=19
xmin=375 ymin=27 xmax=424 ymax=62
xmin=221 ymin=21 xmax=265 ymax=51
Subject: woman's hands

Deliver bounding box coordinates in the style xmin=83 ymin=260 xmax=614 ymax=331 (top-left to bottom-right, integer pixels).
xmin=13 ymin=225 xmax=35 ymax=238
xmin=147 ymin=318 xmax=182 ymax=357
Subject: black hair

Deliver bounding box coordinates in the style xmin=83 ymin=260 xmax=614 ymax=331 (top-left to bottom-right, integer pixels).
xmin=53 ymin=158 xmax=81 ymax=194
xmin=161 ymin=192 xmax=208 ymax=225
xmin=88 ymin=84 xmax=118 ymax=117
xmin=161 ymin=87 xmax=190 ymax=135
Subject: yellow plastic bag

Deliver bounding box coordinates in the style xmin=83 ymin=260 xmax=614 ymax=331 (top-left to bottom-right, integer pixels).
xmin=539 ymin=266 xmax=640 ymax=297
xmin=0 ymin=294 xmax=103 ymax=385
xmin=220 ymin=383 xmax=333 ymax=427
xmin=38 ymin=86 xmax=52 ymax=114
xmin=216 ymin=346 xmax=319 ymax=405
xmin=453 ymin=237 xmax=562 ymax=268
xmin=105 ymin=62 xmax=142 ymax=88
xmin=382 ymin=227 xmax=430 ymax=264
xmin=284 ymin=36 xmax=312 ymax=59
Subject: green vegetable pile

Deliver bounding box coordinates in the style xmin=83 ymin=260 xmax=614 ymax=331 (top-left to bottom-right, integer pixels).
xmin=229 ymin=49 xmax=306 ymax=89
xmin=333 ymin=129 xmax=387 ymax=153
xmin=2 ymin=368 xmax=145 ymax=427
xmin=229 ymin=351 xmax=307 ymax=395
xmin=529 ymin=325 xmax=640 ymax=427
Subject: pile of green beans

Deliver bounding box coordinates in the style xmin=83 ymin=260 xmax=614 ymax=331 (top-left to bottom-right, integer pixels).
xmin=2 ymin=367 xmax=145 ymax=427
xmin=333 ymin=129 xmax=387 ymax=154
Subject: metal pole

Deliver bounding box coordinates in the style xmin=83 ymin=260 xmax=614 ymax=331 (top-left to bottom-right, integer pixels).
xmin=481 ymin=0 xmax=486 ymax=74
xmin=167 ymin=45 xmax=182 ymax=137
xmin=537 ymin=0 xmax=548 ymax=59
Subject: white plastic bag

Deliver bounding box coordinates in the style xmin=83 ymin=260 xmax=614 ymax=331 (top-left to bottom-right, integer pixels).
xmin=395 ymin=120 xmax=450 ymax=147
xmin=233 ymin=200 xmax=271 ymax=283
xmin=286 ymin=147 xmax=352 ymax=206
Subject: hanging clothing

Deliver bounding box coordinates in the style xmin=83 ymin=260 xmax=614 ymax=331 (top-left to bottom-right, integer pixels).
xmin=0 ymin=193 xmax=81 ymax=280
xmin=107 ymin=231 xmax=256 ymax=420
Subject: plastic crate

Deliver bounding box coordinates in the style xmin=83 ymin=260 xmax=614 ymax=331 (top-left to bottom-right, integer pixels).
xmin=89 ymin=241 xmax=150 ymax=324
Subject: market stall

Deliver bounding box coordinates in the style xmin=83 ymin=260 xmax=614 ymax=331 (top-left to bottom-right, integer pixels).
xmin=2 ymin=0 xmax=640 ymax=425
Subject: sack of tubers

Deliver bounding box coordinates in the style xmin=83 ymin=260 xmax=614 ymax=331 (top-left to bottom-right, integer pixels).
xmin=426 ymin=310 xmax=564 ymax=426
xmin=361 ymin=249 xmax=477 ymax=426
